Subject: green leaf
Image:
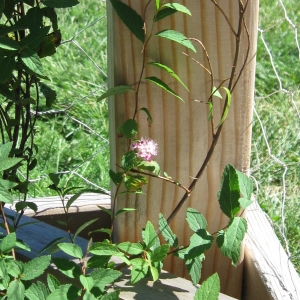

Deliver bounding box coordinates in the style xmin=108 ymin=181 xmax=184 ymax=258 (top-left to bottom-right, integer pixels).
xmin=48 ymin=173 xmax=60 ymax=187
xmin=100 ymin=290 xmax=120 ymax=300
xmin=155 ymin=30 xmax=196 ymax=52
xmin=142 ymin=221 xmax=159 ymax=249
xmin=136 ymin=160 xmax=160 ymax=175
xmin=97 ymin=85 xmax=134 ymax=101
xmin=150 ymin=265 xmax=159 ymax=281
xmin=21 ymin=47 xmax=44 ymax=76
xmin=21 ymin=26 xmax=50 ymax=50
xmin=216 ymin=217 xmax=247 ymax=266
xmin=0 ymin=157 xmax=22 ymax=172
xmin=0 ymin=84 xmax=15 ymax=100
xmin=186 ymin=208 xmax=207 ymax=232
xmin=39 ymin=82 xmax=57 ymax=107
xmin=42 ymin=0 xmax=79 ymax=8
xmin=139 ymin=107 xmax=153 ymax=126
xmin=121 ymin=151 xmax=137 ymax=171
xmin=155 ymin=3 xmax=191 ymax=22
xmin=83 ymin=291 xmax=97 ymax=300
xmin=145 ymin=76 xmax=183 ymax=101
xmin=130 ymin=258 xmax=149 ymax=284
xmin=212 ymin=86 xmax=222 ymax=99
xmin=194 ymin=273 xmax=220 ymax=300
xmin=90 ymin=268 xmax=122 ymax=292
xmin=158 ymin=213 xmax=178 ymax=248
xmin=121 ymin=119 xmax=138 ymax=139
xmin=87 ymin=255 xmax=111 ymax=269
xmin=186 ymin=254 xmax=205 ymax=285
xmin=150 ymin=244 xmax=170 ymax=262
xmin=110 ymin=0 xmax=145 ymax=43
xmin=15 ymin=238 xmax=31 ymax=252
xmin=15 ymin=201 xmax=38 ymax=212
xmin=7 ymin=280 xmax=25 ymax=300
xmin=235 ymin=169 xmax=253 ymax=200
xmin=216 ymin=87 xmax=231 ymax=128
xmin=0 ymin=37 xmax=20 ymax=50
xmin=6 ymin=260 xmax=23 ymax=278
xmin=45 ymin=284 xmax=80 ymax=300
xmin=148 ymin=62 xmax=189 ymax=91
xmin=218 ymin=164 xmax=241 ymax=218
xmin=0 ymin=232 xmax=16 ymax=254
xmin=25 ymin=282 xmax=48 ymax=300
xmin=52 ymin=257 xmax=81 ymax=279
xmin=66 ymin=191 xmax=84 ymax=210
xmin=57 ymin=243 xmax=83 ymax=259
xmin=39 ymin=236 xmax=67 ymax=254
xmin=89 ymin=242 xmax=122 ymax=256
xmin=26 ymin=7 xmax=43 ymax=33
xmin=98 ymin=206 xmax=112 ymax=218
xmin=47 ymin=274 xmax=60 ymax=293
xmin=74 ymin=218 xmax=99 ymax=240
xmin=185 ymin=230 xmax=213 ymax=260
xmin=0 ymin=56 xmax=15 ymax=83
xmin=208 ymin=102 xmax=213 ymax=121
xmin=80 ymin=275 xmax=94 ymax=292
xmin=124 ymin=175 xmax=148 ymax=192
xmin=116 ymin=208 xmax=136 ymax=216
xmin=118 ymin=242 xmax=143 ymax=255
xmin=238 ymin=198 xmax=252 ymax=209
xmin=109 ymin=169 xmax=124 ymax=186
xmin=0 ymin=182 xmax=14 ymax=203
xmin=21 ymin=255 xmax=51 ymax=281
xmin=155 ymin=0 xmax=160 ymax=10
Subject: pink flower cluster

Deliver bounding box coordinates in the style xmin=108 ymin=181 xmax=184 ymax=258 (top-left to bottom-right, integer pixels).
xmin=130 ymin=137 xmax=158 ymax=162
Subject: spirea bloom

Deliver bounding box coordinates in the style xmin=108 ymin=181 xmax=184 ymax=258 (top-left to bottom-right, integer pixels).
xmin=130 ymin=137 xmax=158 ymax=162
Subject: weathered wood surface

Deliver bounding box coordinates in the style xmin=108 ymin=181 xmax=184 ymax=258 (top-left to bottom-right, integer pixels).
xmin=9 ymin=193 xmax=111 ymax=241
xmin=108 ymin=1 xmax=259 ymax=298
xmin=242 ymin=200 xmax=300 ymax=300
xmin=2 ymin=208 xmax=235 ymax=300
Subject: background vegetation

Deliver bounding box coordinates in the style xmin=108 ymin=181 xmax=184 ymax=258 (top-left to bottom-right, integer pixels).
xmin=9 ymin=0 xmax=299 ymax=273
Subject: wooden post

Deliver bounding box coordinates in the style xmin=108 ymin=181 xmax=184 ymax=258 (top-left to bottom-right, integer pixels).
xmin=108 ymin=1 xmax=259 ymax=298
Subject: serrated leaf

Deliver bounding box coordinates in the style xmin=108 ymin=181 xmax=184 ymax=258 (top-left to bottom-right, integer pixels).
xmin=124 ymin=174 xmax=147 ymax=192
xmin=148 ymin=62 xmax=189 ymax=91
xmin=0 ymin=56 xmax=15 ymax=83
xmin=42 ymin=0 xmax=79 ymax=8
xmin=6 ymin=260 xmax=24 ymax=278
xmin=101 ymin=290 xmax=120 ymax=300
xmin=216 ymin=217 xmax=247 ymax=266
xmin=47 ymin=274 xmax=60 ymax=293
xmin=186 ymin=254 xmax=205 ymax=285
xmin=97 ymin=85 xmax=134 ymax=101
xmin=163 ymin=3 xmax=191 ymax=15
xmin=21 ymin=26 xmax=50 ymax=50
xmin=139 ymin=107 xmax=153 ymax=126
xmin=218 ymin=164 xmax=241 ymax=218
xmin=22 ymin=255 xmax=51 ymax=281
xmin=25 ymin=282 xmax=48 ymax=300
xmin=118 ymin=242 xmax=143 ymax=255
xmin=130 ymin=258 xmax=149 ymax=284
xmin=83 ymin=291 xmax=97 ymax=300
xmin=0 ymin=37 xmax=20 ymax=50
xmin=136 ymin=160 xmax=160 ymax=175
xmin=0 ymin=84 xmax=15 ymax=100
xmin=109 ymin=169 xmax=124 ymax=186
xmin=39 ymin=236 xmax=67 ymax=254
xmin=121 ymin=119 xmax=138 ymax=139
xmin=39 ymin=82 xmax=57 ymax=107
xmin=142 ymin=221 xmax=159 ymax=249
xmin=150 ymin=265 xmax=159 ymax=281
xmin=7 ymin=280 xmax=25 ymax=300
xmin=158 ymin=213 xmax=178 ymax=248
xmin=145 ymin=76 xmax=183 ymax=101
xmin=90 ymin=268 xmax=122 ymax=292
xmin=150 ymin=244 xmax=170 ymax=262
xmin=238 ymin=197 xmax=252 ymax=209
xmin=15 ymin=238 xmax=31 ymax=252
xmin=155 ymin=3 xmax=191 ymax=22
xmin=15 ymin=201 xmax=38 ymax=212
xmin=0 ymin=232 xmax=16 ymax=254
xmin=186 ymin=208 xmax=207 ymax=232
xmin=194 ymin=273 xmax=220 ymax=300
xmin=216 ymin=87 xmax=231 ymax=128
xmin=45 ymin=284 xmax=80 ymax=300
xmin=80 ymin=275 xmax=94 ymax=292
xmin=121 ymin=151 xmax=136 ymax=171
xmin=87 ymin=255 xmax=111 ymax=269
xmin=185 ymin=230 xmax=213 ymax=260
xmin=155 ymin=29 xmax=196 ymax=52
xmin=0 ymin=157 xmax=22 ymax=172
xmin=0 ymin=183 xmax=14 ymax=203
xmin=89 ymin=242 xmax=121 ymax=256
xmin=74 ymin=218 xmax=98 ymax=240
xmin=235 ymin=169 xmax=253 ymax=200
xmin=110 ymin=0 xmax=145 ymax=43
xmin=57 ymin=243 xmax=83 ymax=259
xmin=154 ymin=7 xmax=177 ymax=22
xmin=52 ymin=257 xmax=81 ymax=279
xmin=21 ymin=47 xmax=44 ymax=76
xmin=26 ymin=7 xmax=43 ymax=33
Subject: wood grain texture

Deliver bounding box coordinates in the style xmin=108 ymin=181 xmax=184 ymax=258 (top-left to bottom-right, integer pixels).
xmin=108 ymin=1 xmax=259 ymax=298
xmin=243 ymin=200 xmax=300 ymax=300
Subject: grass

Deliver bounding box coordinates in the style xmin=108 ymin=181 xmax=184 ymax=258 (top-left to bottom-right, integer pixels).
xmin=14 ymin=0 xmax=299 ymax=274
xmin=251 ymin=0 xmax=300 ymax=272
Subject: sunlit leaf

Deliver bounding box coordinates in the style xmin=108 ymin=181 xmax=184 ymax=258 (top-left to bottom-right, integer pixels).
xmin=97 ymin=85 xmax=134 ymax=101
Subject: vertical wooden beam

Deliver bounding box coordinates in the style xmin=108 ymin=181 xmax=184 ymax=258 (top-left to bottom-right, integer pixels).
xmin=108 ymin=1 xmax=259 ymax=298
